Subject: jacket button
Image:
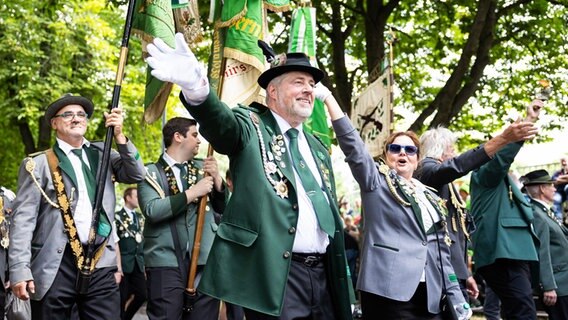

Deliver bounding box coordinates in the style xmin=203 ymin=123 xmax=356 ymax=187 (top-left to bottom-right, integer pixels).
xmin=57 ymin=248 xmax=63 ymax=254
xmin=422 ymin=241 xmax=427 ymax=246
xmin=288 ymin=227 xmax=296 ymax=234
xmin=292 ymin=204 xmax=298 ymax=210
xmin=283 ymin=251 xmax=290 ymax=259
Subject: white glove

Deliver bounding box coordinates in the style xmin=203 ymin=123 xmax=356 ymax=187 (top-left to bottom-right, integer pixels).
xmin=314 ymin=82 xmax=332 ymax=102
xmin=146 ymin=33 xmax=209 ymax=104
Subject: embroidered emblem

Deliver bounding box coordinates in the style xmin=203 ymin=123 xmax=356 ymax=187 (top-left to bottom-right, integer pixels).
xmin=319 ymin=163 xmax=332 ymax=192
xmin=271 ymin=54 xmax=287 ymax=67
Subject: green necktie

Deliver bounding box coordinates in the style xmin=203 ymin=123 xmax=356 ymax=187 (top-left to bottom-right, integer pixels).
xmin=175 ymin=163 xmax=189 ymax=191
xmin=286 ymin=128 xmax=335 ymax=237
xmin=131 ymin=211 xmax=139 ymax=231
xmin=71 ymin=148 xmax=95 ymax=204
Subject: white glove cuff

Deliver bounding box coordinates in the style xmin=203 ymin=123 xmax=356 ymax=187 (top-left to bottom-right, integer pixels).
xmin=314 ymin=83 xmax=332 ymax=102
xmin=182 ymin=76 xmax=210 ymax=105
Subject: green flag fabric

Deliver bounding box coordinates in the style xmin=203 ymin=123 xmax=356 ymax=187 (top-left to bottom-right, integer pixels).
xmin=132 ymin=0 xmax=175 ymax=124
xmin=133 ymin=0 xmax=201 ymax=123
xmin=288 ymin=7 xmax=316 ymax=57
xmin=288 ymin=6 xmax=334 ymax=149
xmin=211 ymin=0 xmax=265 ymax=107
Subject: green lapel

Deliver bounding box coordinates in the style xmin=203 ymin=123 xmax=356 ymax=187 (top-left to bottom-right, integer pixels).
xmin=305 ymin=133 xmax=335 ymax=204
xmin=259 ymin=111 xmax=297 ymax=189
xmin=508 ymin=176 xmax=534 ymax=222
xmin=84 ymin=144 xmax=100 ymax=179
xmin=395 ymin=178 xmax=425 ymax=234
xmin=53 ymin=143 xmax=78 ymax=188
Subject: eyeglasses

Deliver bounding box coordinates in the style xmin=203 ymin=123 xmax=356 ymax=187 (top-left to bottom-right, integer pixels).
xmin=53 ymin=111 xmax=88 ymax=121
xmin=387 ymin=144 xmax=418 ymax=155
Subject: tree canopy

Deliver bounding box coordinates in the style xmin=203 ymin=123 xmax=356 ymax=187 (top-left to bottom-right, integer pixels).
xmin=1 ymin=0 xmax=566 ymax=190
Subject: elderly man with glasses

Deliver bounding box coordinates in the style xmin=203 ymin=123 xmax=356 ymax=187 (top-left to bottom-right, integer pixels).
xmin=9 ymin=94 xmax=145 ymax=319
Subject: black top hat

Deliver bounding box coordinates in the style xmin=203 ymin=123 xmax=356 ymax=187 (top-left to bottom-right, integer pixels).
xmin=44 ymin=94 xmax=94 ymax=122
xmin=520 ymin=169 xmax=555 ymax=186
xmin=257 ymin=52 xmax=324 ymax=89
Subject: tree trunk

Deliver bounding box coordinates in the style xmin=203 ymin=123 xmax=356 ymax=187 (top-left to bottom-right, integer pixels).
xmin=409 ymin=0 xmax=496 ymax=132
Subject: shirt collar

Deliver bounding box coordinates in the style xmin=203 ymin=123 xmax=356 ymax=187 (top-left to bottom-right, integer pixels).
xmin=56 ymin=137 xmax=90 ymax=155
xmin=531 ymin=198 xmax=553 ymax=211
xmin=162 ymin=151 xmax=187 ymax=168
xmin=270 ymin=110 xmax=304 ymax=138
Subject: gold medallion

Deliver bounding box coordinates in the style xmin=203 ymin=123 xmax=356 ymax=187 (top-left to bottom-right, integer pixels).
xmin=444 ymin=234 xmax=452 ymax=247
xmin=0 ymin=237 xmax=8 ymax=249
xmin=275 ymin=181 xmax=288 ymax=199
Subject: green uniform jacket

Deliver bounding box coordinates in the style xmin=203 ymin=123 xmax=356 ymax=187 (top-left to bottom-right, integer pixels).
xmin=531 ymin=200 xmax=568 ymax=297
xmin=115 ymin=208 xmax=145 ymax=273
xmin=181 ymin=92 xmax=353 ymax=319
xmin=138 ymin=156 xmax=226 ymax=267
xmin=470 ymin=142 xmax=538 ymax=269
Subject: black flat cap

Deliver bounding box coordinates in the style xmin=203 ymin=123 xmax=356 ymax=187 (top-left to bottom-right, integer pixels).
xmin=257 ymin=52 xmax=324 ymax=89
xmin=45 ymin=94 xmax=94 ymax=121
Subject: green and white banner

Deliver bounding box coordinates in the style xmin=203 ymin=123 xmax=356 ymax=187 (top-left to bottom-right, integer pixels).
xmin=352 ymin=67 xmax=392 ymax=158
xmin=288 ymin=6 xmax=333 ymax=149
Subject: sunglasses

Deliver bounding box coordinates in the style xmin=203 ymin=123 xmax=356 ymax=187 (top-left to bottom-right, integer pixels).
xmin=387 ymin=144 xmax=418 ymax=155
xmin=53 ymin=111 xmax=89 ymax=121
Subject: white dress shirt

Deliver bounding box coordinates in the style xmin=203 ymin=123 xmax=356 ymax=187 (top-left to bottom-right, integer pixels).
xmin=272 ymin=111 xmax=330 ymax=253
xmin=57 ymin=137 xmax=93 ymax=244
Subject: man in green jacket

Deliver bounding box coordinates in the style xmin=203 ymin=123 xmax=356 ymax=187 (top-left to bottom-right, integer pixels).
xmin=470 ymin=100 xmax=542 ymax=320
xmin=145 ymin=34 xmax=353 ymax=319
xmin=115 ymin=187 xmax=146 ymax=320
xmin=522 ymin=169 xmax=568 ymax=320
xmin=138 ymin=117 xmax=226 ymax=320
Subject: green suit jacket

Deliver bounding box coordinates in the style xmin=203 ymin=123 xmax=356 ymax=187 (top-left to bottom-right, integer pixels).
xmin=470 ymin=142 xmax=538 ymax=269
xmin=138 ymin=156 xmax=226 ymax=267
xmin=115 ymin=208 xmax=145 ymax=273
xmin=180 ymin=92 xmax=353 ymax=319
xmin=531 ymin=200 xmax=568 ymax=296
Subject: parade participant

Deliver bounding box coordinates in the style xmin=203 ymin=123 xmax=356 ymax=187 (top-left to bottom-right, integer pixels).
xmin=0 ymin=186 xmax=16 ymax=318
xmin=115 ymin=187 xmax=146 ymax=320
xmin=145 ymin=33 xmax=353 ymax=319
xmin=138 ymin=117 xmax=226 ymax=320
xmin=415 ymin=123 xmax=538 ymax=301
xmin=469 ymin=100 xmax=542 ymax=320
xmin=9 ymin=94 xmax=145 ymax=319
xmin=321 ymin=84 xmax=472 ymax=319
xmin=552 ymin=157 xmax=568 ymax=218
xmin=522 ymin=169 xmax=568 ymax=320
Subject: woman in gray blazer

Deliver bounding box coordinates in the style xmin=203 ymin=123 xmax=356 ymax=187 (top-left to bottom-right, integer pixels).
xmin=317 ymin=84 xmax=472 ymax=319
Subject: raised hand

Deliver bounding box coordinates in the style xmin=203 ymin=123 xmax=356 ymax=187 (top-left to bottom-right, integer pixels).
xmin=104 ymin=107 xmax=126 ymax=144
xmin=314 ymin=82 xmax=332 ymax=102
xmin=525 ymin=99 xmax=544 ymax=123
xmin=499 ymin=119 xmax=539 ymax=142
xmin=146 ymin=33 xmax=209 ymax=104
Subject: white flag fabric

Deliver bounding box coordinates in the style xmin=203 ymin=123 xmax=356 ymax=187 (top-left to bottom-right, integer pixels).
xmin=351 ymin=67 xmax=392 ymax=158
xmin=219 ymin=57 xmax=263 ymax=107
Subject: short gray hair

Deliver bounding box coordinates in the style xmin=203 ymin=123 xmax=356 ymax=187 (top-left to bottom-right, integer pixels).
xmin=419 ymin=127 xmax=457 ymax=160
xmin=524 ymin=185 xmax=541 ymax=198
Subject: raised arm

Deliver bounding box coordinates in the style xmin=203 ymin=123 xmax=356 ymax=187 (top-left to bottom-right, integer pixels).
xmin=316 ymin=84 xmax=380 ymax=191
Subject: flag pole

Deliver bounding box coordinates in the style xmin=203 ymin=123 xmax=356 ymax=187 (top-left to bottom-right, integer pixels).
xmin=184 ymin=52 xmax=227 ymax=314
xmin=77 ymin=0 xmax=137 ymax=294
xmin=386 ymin=28 xmax=397 ymax=135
